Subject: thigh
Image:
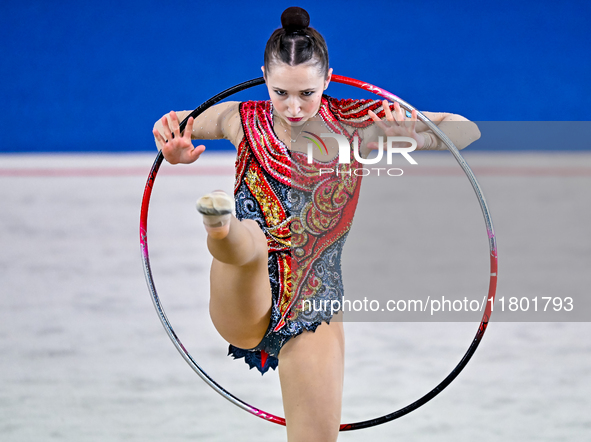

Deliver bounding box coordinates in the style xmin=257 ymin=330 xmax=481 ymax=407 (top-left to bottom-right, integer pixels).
xmin=278 ymin=318 xmax=345 ymax=442
xmin=209 ymin=219 xmax=272 ymax=349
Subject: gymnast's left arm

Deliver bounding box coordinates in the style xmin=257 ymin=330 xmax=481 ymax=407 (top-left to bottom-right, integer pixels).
xmin=418 ymin=111 xmax=481 ymax=150
xmin=365 ymin=100 xmax=481 ymax=152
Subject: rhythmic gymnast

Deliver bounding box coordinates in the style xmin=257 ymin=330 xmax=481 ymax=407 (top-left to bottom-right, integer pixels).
xmin=152 ymin=7 xmax=480 ymax=441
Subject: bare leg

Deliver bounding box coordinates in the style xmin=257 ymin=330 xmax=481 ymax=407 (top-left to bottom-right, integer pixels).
xmin=278 ymin=318 xmax=345 ymax=442
xmin=206 ymin=215 xmax=272 ymax=350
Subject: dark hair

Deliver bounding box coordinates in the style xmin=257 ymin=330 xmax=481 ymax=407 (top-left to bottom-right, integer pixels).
xmin=263 ymin=7 xmax=329 ymax=78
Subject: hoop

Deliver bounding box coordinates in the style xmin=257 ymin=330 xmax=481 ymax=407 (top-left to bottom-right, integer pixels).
xmin=140 ymin=75 xmax=498 ymax=431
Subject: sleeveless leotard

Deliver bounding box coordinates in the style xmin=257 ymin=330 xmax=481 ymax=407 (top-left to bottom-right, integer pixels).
xmin=228 ymin=96 xmax=393 ymax=374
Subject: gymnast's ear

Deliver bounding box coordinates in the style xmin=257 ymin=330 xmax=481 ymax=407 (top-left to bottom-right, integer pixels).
xmin=261 ymin=66 xmax=266 ymax=80
xmin=324 ymin=67 xmax=333 ymax=90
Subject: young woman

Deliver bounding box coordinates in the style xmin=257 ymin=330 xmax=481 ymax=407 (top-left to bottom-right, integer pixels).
xmin=153 ymin=7 xmax=480 ymax=441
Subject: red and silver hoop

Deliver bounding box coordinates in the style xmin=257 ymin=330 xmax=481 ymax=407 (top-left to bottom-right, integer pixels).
xmin=139 ymin=75 xmax=498 ymax=431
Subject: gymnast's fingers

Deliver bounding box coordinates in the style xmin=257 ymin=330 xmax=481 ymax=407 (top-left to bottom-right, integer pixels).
xmin=410 ymin=109 xmax=418 ymax=133
xmin=152 ymin=128 xmax=166 ymax=149
xmin=184 ymin=116 xmax=194 ymax=140
xmin=187 ymin=144 xmax=206 ymax=162
xmin=368 ymin=109 xmax=380 ymax=122
xmin=383 ymin=100 xmax=395 ymax=122
xmin=393 ymin=101 xmax=405 ymax=122
xmin=368 ymin=109 xmax=389 ymax=133
xmin=170 ymin=111 xmax=181 ymax=138
xmin=161 ymin=115 xmax=173 ymax=140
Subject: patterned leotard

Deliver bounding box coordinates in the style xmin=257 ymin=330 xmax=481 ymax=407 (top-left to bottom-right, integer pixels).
xmin=228 ymin=95 xmax=393 ymax=374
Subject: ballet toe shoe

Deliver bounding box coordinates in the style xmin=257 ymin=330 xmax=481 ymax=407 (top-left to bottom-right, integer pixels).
xmin=196 ymin=191 xmax=234 ymax=230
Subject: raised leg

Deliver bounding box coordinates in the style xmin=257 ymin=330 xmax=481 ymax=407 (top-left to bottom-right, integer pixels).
xmin=204 ymin=212 xmax=272 ymax=350
xmin=199 ymin=192 xmax=345 ymax=441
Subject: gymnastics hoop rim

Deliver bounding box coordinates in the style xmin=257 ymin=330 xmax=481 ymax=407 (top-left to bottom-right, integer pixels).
xmin=139 ymin=75 xmax=498 ymax=431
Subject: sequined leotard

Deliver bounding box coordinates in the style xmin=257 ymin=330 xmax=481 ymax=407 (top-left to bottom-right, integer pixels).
xmin=228 ymin=96 xmax=393 ymax=374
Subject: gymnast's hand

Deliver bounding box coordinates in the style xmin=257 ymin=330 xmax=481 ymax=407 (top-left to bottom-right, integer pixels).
xmin=367 ymin=100 xmax=428 ymax=150
xmin=153 ymin=111 xmax=205 ymax=164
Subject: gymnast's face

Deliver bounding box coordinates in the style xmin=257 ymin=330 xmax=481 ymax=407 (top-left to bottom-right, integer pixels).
xmin=262 ymin=62 xmax=332 ymax=126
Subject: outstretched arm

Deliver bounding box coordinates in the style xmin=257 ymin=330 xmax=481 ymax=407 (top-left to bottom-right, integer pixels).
xmin=365 ymin=100 xmax=480 ymax=154
xmin=419 ymin=110 xmax=481 ymax=151
xmin=152 ymin=101 xmax=242 ymax=164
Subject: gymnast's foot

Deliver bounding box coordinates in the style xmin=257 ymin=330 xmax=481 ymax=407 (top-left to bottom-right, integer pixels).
xmin=196 ymin=191 xmax=234 ymax=240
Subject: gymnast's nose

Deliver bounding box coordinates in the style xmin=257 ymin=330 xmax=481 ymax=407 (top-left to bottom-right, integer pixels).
xmin=287 ymin=96 xmax=301 ymax=116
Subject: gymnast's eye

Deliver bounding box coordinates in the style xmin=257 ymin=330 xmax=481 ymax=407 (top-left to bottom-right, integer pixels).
xmin=301 ymin=91 xmax=314 ymax=97
xmin=274 ymin=90 xmax=287 ymax=96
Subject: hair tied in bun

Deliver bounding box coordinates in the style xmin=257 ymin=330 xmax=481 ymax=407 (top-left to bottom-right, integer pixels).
xmin=281 ymin=7 xmax=310 ymax=33
xmin=264 ymin=6 xmax=329 ymax=77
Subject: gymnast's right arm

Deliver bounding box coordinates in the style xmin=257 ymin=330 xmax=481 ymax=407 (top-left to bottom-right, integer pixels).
xmin=152 ymin=101 xmax=242 ymax=164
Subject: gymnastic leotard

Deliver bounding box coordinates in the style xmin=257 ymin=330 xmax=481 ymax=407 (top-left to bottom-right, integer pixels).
xmin=228 ymin=95 xmax=393 ymax=374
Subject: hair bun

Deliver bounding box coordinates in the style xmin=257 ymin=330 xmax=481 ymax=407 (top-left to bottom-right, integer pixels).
xmin=281 ymin=7 xmax=310 ymax=33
